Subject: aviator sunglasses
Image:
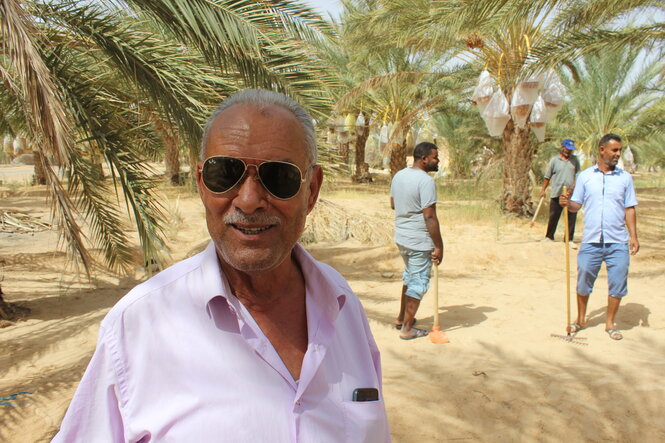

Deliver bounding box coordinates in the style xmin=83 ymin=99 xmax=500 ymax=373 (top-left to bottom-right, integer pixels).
xmin=201 ymin=156 xmax=307 ymax=200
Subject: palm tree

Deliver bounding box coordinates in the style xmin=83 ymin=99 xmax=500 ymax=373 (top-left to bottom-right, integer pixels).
xmin=0 ymin=0 xmax=335 ymax=320
xmin=341 ymin=0 xmax=664 ymax=216
xmin=0 ymin=0 xmax=333 ymax=272
xmin=432 ymin=101 xmax=501 ymax=179
xmin=551 ymin=47 xmax=665 ymax=164
xmin=328 ymin=1 xmax=472 ymax=177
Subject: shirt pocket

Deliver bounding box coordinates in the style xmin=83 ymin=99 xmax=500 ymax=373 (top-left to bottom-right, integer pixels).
xmin=605 ymin=186 xmax=624 ymax=205
xmin=342 ymin=399 xmax=390 ymax=443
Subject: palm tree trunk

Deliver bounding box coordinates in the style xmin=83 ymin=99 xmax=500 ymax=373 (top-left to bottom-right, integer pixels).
xmin=32 ymin=149 xmax=47 ymax=185
xmin=501 ymin=119 xmax=536 ymax=216
xmin=339 ymin=141 xmax=350 ymax=166
xmin=352 ymin=114 xmax=370 ymax=182
xmin=389 ymin=139 xmax=407 ymax=177
xmin=155 ymin=120 xmax=181 ymax=185
xmin=188 ymin=147 xmax=199 ymax=189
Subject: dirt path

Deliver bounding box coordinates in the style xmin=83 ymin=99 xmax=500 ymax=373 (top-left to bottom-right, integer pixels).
xmin=1 ymin=183 xmax=664 ymax=442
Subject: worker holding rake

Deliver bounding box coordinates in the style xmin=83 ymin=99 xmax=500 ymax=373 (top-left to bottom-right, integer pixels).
xmin=560 ymin=134 xmax=639 ymax=341
xmin=390 ymin=142 xmax=444 ymax=340
xmin=539 ymin=138 xmax=581 ymax=248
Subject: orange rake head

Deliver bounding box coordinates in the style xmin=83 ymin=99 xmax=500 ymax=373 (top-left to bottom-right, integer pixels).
xmin=430 ymin=325 xmax=450 ymax=344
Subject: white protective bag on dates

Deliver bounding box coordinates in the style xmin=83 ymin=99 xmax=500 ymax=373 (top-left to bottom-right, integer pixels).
xmin=530 ymin=95 xmax=547 ymax=141
xmin=542 ymin=71 xmax=565 ymax=121
xmin=482 ymin=87 xmax=511 ymax=137
xmin=511 ymin=86 xmax=532 ymax=129
xmin=472 ymin=70 xmax=496 ymax=114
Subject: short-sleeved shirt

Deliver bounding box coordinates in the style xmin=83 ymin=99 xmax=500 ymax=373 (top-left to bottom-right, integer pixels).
xmin=544 ymin=154 xmax=580 ymax=198
xmin=390 ymin=167 xmax=437 ymax=251
xmin=570 ymin=165 xmax=638 ymax=244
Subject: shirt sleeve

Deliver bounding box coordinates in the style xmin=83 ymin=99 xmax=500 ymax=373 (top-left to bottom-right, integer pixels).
xmin=52 ymin=327 xmax=126 ymax=443
xmin=570 ymin=173 xmax=585 ymax=205
xmin=543 ymin=158 xmax=554 ymax=180
xmin=419 ymin=177 xmax=437 ymax=209
xmin=624 ymin=174 xmax=638 ymax=207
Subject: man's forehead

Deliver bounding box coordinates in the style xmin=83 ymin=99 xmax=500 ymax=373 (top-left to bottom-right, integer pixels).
xmin=215 ymin=102 xmax=292 ymax=124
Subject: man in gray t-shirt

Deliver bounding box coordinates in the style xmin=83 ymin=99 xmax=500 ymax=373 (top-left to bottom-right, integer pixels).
xmin=539 ymin=138 xmax=581 ymax=246
xmin=390 ymin=142 xmax=444 ymax=340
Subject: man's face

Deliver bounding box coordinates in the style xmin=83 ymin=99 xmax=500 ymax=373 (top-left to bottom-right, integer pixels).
xmin=423 ymin=149 xmax=440 ymax=172
xmin=197 ymin=103 xmax=322 ymax=273
xmin=560 ymin=146 xmax=571 ymax=158
xmin=599 ymin=139 xmax=622 ymax=169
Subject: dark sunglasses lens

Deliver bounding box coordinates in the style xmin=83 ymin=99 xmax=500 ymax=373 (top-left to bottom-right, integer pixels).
xmin=259 ymin=162 xmax=302 ymax=199
xmin=202 ymin=157 xmax=246 ymax=193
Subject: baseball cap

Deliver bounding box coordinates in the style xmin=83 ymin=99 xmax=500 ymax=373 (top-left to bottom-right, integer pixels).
xmin=561 ymin=139 xmax=576 ymax=150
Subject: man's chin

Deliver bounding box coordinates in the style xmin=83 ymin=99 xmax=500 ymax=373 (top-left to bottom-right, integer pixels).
xmin=216 ymin=243 xmax=285 ymax=273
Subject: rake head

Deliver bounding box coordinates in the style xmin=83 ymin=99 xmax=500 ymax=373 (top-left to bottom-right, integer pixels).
xmin=430 ymin=325 xmax=450 ymax=344
xmin=550 ymin=332 xmax=588 ymax=345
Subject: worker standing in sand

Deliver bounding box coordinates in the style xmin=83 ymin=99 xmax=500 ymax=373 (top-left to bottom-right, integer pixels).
xmin=53 ymin=89 xmax=390 ymax=441
xmin=390 ymin=142 xmax=444 ymax=340
xmin=540 ymin=138 xmax=581 ymax=248
xmin=560 ymin=133 xmax=639 ymax=341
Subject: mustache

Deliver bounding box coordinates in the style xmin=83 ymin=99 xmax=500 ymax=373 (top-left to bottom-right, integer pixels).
xmin=223 ymin=210 xmax=281 ymax=226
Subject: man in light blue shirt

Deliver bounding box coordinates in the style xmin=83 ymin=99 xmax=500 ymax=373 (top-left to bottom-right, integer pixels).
xmin=560 ymin=133 xmax=639 ymax=340
xmin=390 ymin=142 xmax=444 ymax=340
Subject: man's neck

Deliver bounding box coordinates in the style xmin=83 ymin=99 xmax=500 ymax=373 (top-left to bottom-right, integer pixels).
xmin=219 ymin=249 xmax=308 ymax=380
xmin=411 ymin=162 xmax=426 ymax=172
xmin=598 ymin=163 xmax=615 ymax=173
xmin=219 ymin=251 xmax=304 ymax=311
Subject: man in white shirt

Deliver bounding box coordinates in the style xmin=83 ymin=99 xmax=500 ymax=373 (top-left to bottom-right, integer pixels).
xmin=53 ymin=89 xmax=390 ymax=442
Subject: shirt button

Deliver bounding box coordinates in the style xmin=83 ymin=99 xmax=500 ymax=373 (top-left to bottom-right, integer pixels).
xmin=296 ymin=400 xmax=302 ymax=406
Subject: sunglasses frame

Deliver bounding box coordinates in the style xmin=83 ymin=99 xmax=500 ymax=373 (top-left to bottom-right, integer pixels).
xmin=200 ymin=155 xmax=308 ymax=200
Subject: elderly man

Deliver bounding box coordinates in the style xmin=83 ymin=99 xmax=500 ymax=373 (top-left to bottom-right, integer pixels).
xmin=539 ymin=138 xmax=581 ymax=248
xmin=560 ymin=133 xmax=639 ymax=341
xmin=53 ymin=89 xmax=390 ymax=442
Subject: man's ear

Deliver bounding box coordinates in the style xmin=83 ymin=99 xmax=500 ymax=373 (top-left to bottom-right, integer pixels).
xmin=306 ymin=165 xmax=323 ymax=214
xmin=196 ymin=163 xmax=206 ymax=200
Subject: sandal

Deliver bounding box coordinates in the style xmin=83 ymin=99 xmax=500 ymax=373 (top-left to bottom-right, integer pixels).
xmin=568 ymin=322 xmax=585 ymax=333
xmin=606 ymin=328 xmax=623 ymax=340
xmin=395 ymin=318 xmax=416 ymax=330
xmin=400 ymin=328 xmax=429 ymax=340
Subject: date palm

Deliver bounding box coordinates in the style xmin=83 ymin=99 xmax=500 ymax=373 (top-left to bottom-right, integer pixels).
xmin=550 ymin=47 xmax=665 ymax=165
xmin=0 ymin=0 xmax=333 ymax=280
xmin=343 ymin=0 xmax=664 ymax=215
xmin=328 ymin=0 xmax=469 ymax=176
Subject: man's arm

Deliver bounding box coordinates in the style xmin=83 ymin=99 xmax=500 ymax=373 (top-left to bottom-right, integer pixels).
xmin=560 ymin=174 xmax=584 ymax=212
xmin=539 ymin=178 xmax=550 ymax=198
xmin=625 ymin=206 xmax=639 ymax=255
xmin=422 ymin=204 xmax=444 ymax=265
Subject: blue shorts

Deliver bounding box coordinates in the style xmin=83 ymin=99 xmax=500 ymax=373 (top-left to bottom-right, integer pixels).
xmin=397 ymin=245 xmax=433 ymax=300
xmin=576 ymin=243 xmax=630 ymax=298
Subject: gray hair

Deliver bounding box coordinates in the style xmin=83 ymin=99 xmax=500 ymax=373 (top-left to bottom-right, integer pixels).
xmin=200 ymin=89 xmax=317 ymax=164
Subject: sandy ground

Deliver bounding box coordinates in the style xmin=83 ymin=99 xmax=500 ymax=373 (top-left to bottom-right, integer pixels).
xmin=1 ymin=177 xmax=664 ymax=442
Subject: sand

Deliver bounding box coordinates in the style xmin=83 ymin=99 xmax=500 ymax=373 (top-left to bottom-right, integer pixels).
xmin=1 ymin=177 xmax=664 ymax=442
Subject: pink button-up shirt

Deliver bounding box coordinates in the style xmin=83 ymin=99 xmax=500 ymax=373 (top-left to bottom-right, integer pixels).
xmin=53 ymin=242 xmax=390 ymax=442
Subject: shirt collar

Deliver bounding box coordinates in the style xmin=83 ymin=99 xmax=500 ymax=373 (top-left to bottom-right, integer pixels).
xmin=197 ymin=241 xmax=347 ymax=324
xmin=593 ymin=164 xmax=622 ymax=175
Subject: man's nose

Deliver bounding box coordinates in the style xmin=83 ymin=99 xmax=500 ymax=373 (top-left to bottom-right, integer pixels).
xmin=232 ymin=166 xmax=268 ymax=212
